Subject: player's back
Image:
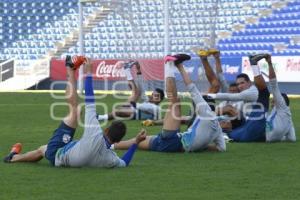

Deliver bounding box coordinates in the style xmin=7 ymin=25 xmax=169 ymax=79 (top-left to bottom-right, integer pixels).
xmin=56 ymin=134 xmax=121 ymax=168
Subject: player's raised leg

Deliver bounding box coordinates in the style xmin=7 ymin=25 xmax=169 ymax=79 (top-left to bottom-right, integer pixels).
xmin=135 ymin=61 xmax=149 ymax=102
xmin=197 ymin=50 xmax=220 ymax=93
xmin=44 ymin=55 xmax=85 ymax=165
xmin=114 ymin=56 xmax=188 ymax=151
xmin=249 ymin=53 xmax=270 ymax=111
xmin=97 ymin=61 xmax=138 ymax=121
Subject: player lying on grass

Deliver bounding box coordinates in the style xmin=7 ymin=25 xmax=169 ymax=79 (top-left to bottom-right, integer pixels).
xmin=253 ymin=54 xmax=296 ymax=142
xmin=4 ymin=56 xmax=146 ymax=168
xmin=207 ymin=54 xmax=272 ymax=142
xmin=141 ymin=49 xmax=243 ymax=133
xmin=197 ymin=48 xmax=246 ymax=133
xmin=113 ymin=54 xmax=226 ymax=152
xmin=97 ymin=60 xmax=164 ymax=121
xmin=141 ymin=49 xmax=222 ymax=128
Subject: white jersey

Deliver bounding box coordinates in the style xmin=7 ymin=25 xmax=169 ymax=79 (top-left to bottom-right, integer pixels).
xmin=217 ymin=100 xmax=244 ymax=112
xmin=215 ymin=85 xmax=258 ymax=103
xmin=180 ymin=83 xmax=226 ymax=152
xmin=55 ymin=104 xmax=126 ymax=168
xmin=136 ymin=102 xmax=160 ymax=120
xmin=215 ymin=85 xmax=258 ymax=116
xmin=216 ymin=72 xmax=244 ymax=112
xmin=266 ymin=79 xmax=296 ymax=142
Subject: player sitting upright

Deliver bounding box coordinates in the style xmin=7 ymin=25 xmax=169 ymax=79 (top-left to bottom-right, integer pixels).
xmin=97 ymin=61 xmax=164 ymax=121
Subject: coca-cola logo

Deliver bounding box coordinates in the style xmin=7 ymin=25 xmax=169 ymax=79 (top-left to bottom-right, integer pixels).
xmin=95 ymin=61 xmax=126 ymax=78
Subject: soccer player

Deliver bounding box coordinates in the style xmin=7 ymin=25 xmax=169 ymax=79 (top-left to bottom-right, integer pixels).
xmin=97 ymin=61 xmax=164 ymax=121
xmin=212 ymin=54 xmax=271 ymax=142
xmin=4 ymin=56 xmax=146 ymax=168
xmin=260 ymin=54 xmax=296 ymax=142
xmin=141 ymin=48 xmax=223 ymax=128
xmin=114 ymin=54 xmax=226 ymax=152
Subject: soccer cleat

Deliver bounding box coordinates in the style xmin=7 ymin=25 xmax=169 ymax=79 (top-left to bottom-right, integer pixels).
xmin=249 ymin=54 xmax=268 ymax=65
xmin=173 ymin=54 xmax=191 ymax=65
xmin=196 ymin=49 xmax=209 ymax=57
xmin=65 ymin=55 xmax=86 ymax=70
xmin=3 ymin=143 xmax=22 ymax=163
xmin=124 ymin=61 xmax=138 ymax=69
xmin=207 ymin=48 xmax=220 ymax=55
xmin=141 ymin=119 xmax=154 ymax=127
xmin=164 ymin=55 xmax=177 ymax=63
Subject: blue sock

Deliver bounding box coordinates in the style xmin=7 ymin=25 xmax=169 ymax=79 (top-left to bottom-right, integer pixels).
xmin=121 ymin=144 xmax=138 ymax=166
xmin=85 ymin=75 xmax=95 ymax=103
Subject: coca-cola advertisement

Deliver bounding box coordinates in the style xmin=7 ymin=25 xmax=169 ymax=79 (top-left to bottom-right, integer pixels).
xmin=95 ymin=60 xmax=125 ymax=79
xmin=50 ymin=59 xmax=164 ymax=81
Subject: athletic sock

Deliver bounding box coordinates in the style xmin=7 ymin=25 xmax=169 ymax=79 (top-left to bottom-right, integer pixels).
xmin=136 ymin=74 xmax=149 ymax=102
xmin=85 ymin=74 xmax=95 ymax=103
xmin=251 ymin=65 xmax=261 ymax=77
xmin=164 ymin=61 xmax=176 ymax=78
xmin=124 ymin=68 xmax=133 ymax=81
xmin=97 ymin=114 xmax=108 ymax=121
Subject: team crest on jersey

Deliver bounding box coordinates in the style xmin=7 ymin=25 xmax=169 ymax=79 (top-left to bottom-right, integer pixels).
xmin=62 ymin=134 xmax=71 ymax=144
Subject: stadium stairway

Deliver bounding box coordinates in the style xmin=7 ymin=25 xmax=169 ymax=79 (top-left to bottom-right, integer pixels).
xmin=47 ymin=2 xmax=117 ymax=57
xmin=0 ymin=0 xmax=120 ymax=90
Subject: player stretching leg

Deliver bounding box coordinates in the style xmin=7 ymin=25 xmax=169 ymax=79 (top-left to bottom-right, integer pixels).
xmin=3 ymin=55 xmax=86 ymax=163
xmin=97 ymin=61 xmax=164 ymax=121
xmin=114 ymin=54 xmax=226 ymax=153
xmin=4 ymin=56 xmax=146 ymax=168
xmin=222 ymin=54 xmax=270 ymax=142
xmin=261 ymin=54 xmax=296 ymax=142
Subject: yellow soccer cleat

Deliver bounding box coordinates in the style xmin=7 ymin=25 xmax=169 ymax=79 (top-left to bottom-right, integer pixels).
xmin=207 ymin=48 xmax=220 ymax=55
xmin=196 ymin=49 xmax=209 ymax=57
xmin=141 ymin=119 xmax=154 ymax=127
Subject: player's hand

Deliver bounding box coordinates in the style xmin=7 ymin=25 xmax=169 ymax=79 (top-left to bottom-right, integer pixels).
xmin=206 ymin=93 xmax=216 ymax=99
xmin=135 ymin=129 xmax=147 ymax=144
xmin=141 ymin=119 xmax=154 ymax=127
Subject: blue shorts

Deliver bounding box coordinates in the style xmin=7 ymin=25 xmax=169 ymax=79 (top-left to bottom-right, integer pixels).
xmin=45 ymin=122 xmax=76 ymax=165
xmin=229 ymin=88 xmax=269 ymax=142
xmin=229 ymin=110 xmax=266 ymax=142
xmin=149 ymin=129 xmax=183 ymax=152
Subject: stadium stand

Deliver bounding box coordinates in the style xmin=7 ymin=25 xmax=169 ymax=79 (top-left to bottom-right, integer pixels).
xmin=218 ymin=0 xmax=300 ymax=56
xmin=1 ymin=0 xmax=292 ymax=60
xmin=0 ymin=0 xmax=299 ymax=92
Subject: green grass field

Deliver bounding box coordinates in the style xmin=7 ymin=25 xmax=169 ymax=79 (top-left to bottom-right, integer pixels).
xmin=0 ymin=92 xmax=299 ymax=200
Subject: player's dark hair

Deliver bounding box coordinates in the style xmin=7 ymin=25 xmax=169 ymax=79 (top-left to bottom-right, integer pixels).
xmin=236 ymin=73 xmax=250 ymax=82
xmin=229 ymin=83 xmax=238 ymax=87
xmin=155 ymin=88 xmax=165 ymax=102
xmin=107 ymin=120 xmax=126 ymax=143
xmin=281 ymin=93 xmax=290 ymax=106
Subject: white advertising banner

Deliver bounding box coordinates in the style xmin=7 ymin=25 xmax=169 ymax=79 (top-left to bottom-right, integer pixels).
xmin=15 ymin=59 xmax=50 ymax=77
xmin=242 ymin=56 xmax=300 ymax=82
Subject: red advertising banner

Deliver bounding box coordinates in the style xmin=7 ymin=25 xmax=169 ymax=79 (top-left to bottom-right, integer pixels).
xmin=50 ymin=59 xmax=164 ymax=81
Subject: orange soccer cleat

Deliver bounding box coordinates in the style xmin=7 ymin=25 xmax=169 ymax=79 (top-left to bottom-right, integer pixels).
xmin=65 ymin=55 xmax=86 ymax=70
xmin=3 ymin=143 xmax=22 ymax=163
